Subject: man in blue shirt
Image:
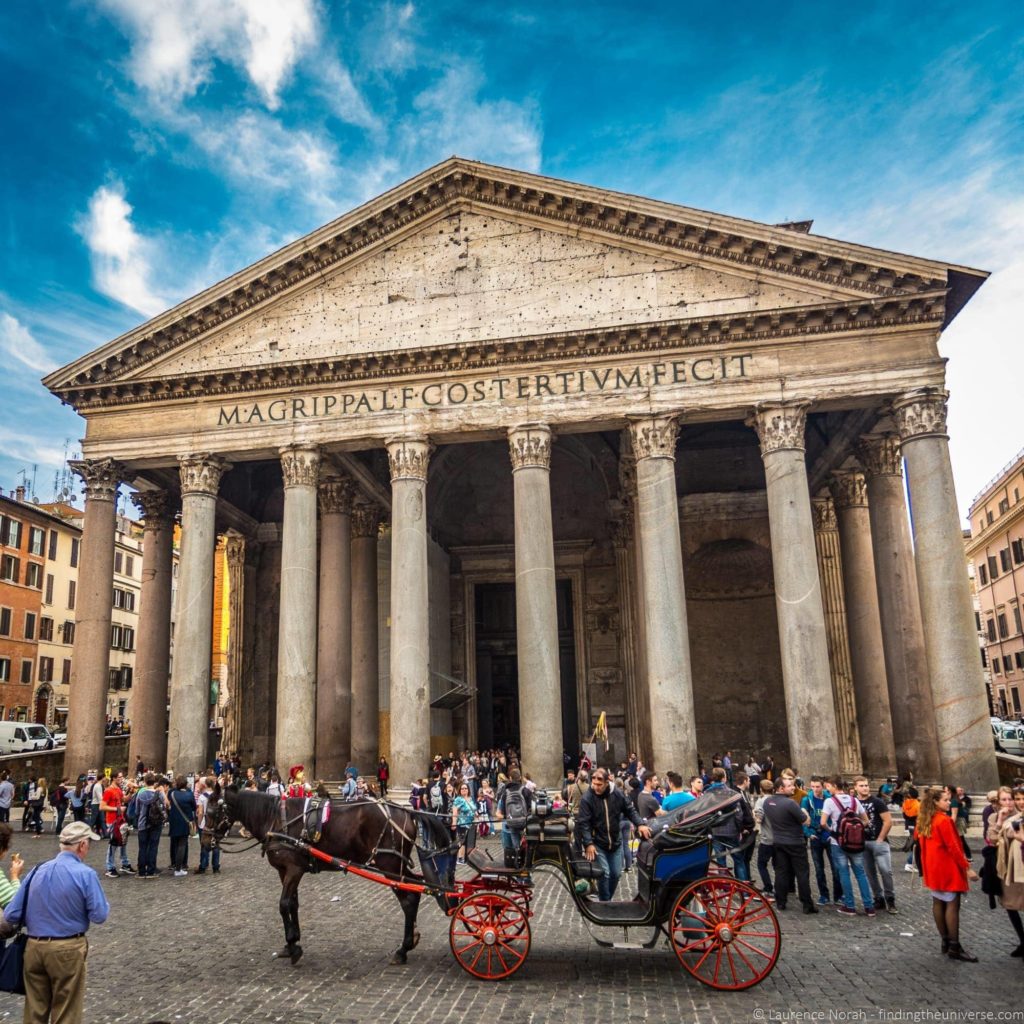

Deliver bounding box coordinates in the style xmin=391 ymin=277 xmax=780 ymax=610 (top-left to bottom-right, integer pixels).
xmin=660 ymin=772 xmax=696 ymax=813
xmin=3 ymin=820 xmax=109 ymax=1024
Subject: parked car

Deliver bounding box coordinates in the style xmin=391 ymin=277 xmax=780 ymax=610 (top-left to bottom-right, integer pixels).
xmin=0 ymin=722 xmax=55 ymax=753
xmin=994 ymin=722 xmax=1024 ymax=757
xmin=52 ymin=731 xmax=67 ymax=746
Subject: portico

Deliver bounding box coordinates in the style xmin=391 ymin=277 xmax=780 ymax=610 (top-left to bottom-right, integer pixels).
xmin=46 ymin=158 xmax=999 ymax=790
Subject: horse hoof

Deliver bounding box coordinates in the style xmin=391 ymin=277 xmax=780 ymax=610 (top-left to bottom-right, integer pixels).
xmin=412 ymin=928 xmax=421 ymax=949
xmin=389 ymin=951 xmax=408 ymax=966
xmin=290 ymin=945 xmax=303 ymax=965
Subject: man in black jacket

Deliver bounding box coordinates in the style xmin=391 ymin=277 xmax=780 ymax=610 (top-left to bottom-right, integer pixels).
xmin=577 ymin=768 xmax=652 ymax=901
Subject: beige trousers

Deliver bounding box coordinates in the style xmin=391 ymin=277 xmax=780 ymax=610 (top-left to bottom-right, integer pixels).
xmin=22 ymin=936 xmax=88 ymax=1024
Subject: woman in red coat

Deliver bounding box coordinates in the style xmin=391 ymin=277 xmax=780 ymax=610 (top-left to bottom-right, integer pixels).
xmin=918 ymin=785 xmax=980 ymax=961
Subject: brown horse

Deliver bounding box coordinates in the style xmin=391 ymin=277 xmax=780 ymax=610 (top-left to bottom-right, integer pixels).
xmin=206 ymin=785 xmax=454 ymax=965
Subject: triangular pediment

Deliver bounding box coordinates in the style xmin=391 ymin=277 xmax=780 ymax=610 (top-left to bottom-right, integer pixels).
xmin=45 ymin=157 xmax=986 ymax=405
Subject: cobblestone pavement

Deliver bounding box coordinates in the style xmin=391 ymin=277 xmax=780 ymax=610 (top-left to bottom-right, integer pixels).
xmin=0 ymin=830 xmax=1019 ymax=1024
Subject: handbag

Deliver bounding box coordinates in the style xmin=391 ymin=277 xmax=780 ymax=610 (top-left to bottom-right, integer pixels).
xmin=0 ymin=867 xmax=37 ymax=995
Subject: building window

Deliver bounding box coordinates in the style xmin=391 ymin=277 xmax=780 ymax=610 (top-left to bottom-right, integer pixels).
xmin=975 ymin=611 xmax=982 ymax=631
xmin=25 ymin=563 xmax=42 ymax=589
xmin=999 ymin=613 xmax=1009 ymax=640
xmin=987 ymin=510 xmax=995 ymax=525
xmin=120 ymin=666 xmax=133 ymax=689
xmin=62 ymin=621 xmax=75 ymax=644
xmin=67 ymin=580 xmax=76 ymax=610
xmin=1001 ymin=549 xmax=1012 ymax=573
xmin=1016 ymin=606 xmax=1023 ymax=635
xmin=0 ymin=518 xmax=22 ymax=549
xmin=987 ymin=619 xmax=998 ymax=643
xmin=38 ymin=657 xmax=53 ymax=683
xmin=112 ymin=588 xmax=123 ymax=610
xmin=121 ymin=627 xmax=135 ymax=652
xmin=108 ymin=668 xmax=119 ymax=690
xmin=999 ymin=498 xmax=1010 ymax=515
xmin=125 ymin=556 xmax=135 ymax=578
xmin=981 ymin=649 xmax=989 ymax=668
xmin=979 ymin=563 xmax=988 ymax=585
xmin=0 ymin=607 xmax=10 ymax=636
xmin=1013 ymin=539 xmax=1024 ymax=565
xmin=28 ymin=528 xmax=44 ymax=556
xmin=12 ymin=707 xmax=26 ymax=722
xmin=1004 ymin=655 xmax=1014 ymax=674
xmin=61 ymin=659 xmax=71 ymax=685
xmin=70 ymin=538 xmax=79 ymax=568
xmin=0 ymin=555 xmax=19 ymax=583
xmin=39 ymin=617 xmax=53 ymax=642
xmin=20 ymin=660 xmax=32 ymax=685
xmin=110 ymin=624 xmax=123 ymax=649
xmin=44 ymin=573 xmax=53 ymax=604
xmin=47 ymin=530 xmax=57 ymax=560
xmin=0 ymin=660 xmax=8 ymax=682
xmin=124 ymin=590 xmax=135 ymax=613
xmin=114 ymin=551 xmax=123 ymax=574
xmin=24 ymin=612 xmax=36 ymax=641
xmin=1016 ymin=652 xmax=1024 ymax=671
xmin=988 ymin=555 xmax=999 ymax=580
xmin=994 ymin=658 xmax=1002 ymax=674
xmin=1014 ymin=688 xmax=1023 ymax=715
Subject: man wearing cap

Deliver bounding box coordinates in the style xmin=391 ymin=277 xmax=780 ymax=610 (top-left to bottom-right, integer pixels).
xmin=2 ymin=821 xmax=109 ymax=1023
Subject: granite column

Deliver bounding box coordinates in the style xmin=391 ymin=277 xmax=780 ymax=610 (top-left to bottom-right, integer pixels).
xmin=350 ymin=504 xmax=381 ymax=770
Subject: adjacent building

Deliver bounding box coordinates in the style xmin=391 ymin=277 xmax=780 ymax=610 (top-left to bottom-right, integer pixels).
xmin=43 ymin=157 xmax=1000 ymax=791
xmin=966 ymin=448 xmax=1024 ymax=718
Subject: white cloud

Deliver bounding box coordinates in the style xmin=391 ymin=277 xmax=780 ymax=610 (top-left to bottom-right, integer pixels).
xmin=317 ymin=58 xmax=381 ymax=131
xmin=0 ymin=312 xmax=56 ymax=374
xmin=74 ymin=182 xmax=166 ymax=317
xmin=407 ymin=66 xmax=542 ymax=171
xmin=97 ymin=0 xmax=318 ymax=109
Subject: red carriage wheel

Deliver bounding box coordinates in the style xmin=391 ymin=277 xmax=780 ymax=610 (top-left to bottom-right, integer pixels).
xmin=449 ymin=892 xmax=531 ymax=980
xmin=670 ymin=877 xmax=780 ymax=990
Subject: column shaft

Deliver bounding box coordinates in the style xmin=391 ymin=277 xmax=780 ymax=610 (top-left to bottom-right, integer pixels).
xmin=612 ymin=511 xmax=641 ymax=757
xmin=509 ymin=424 xmax=563 ymax=787
xmin=830 ymin=472 xmax=897 ymax=777
xmin=350 ymin=505 xmax=381 ymax=770
xmin=275 ymin=445 xmax=321 ymax=776
xmin=66 ymin=459 xmax=123 ymax=777
xmin=128 ymin=490 xmax=175 ymax=772
xmin=629 ymin=416 xmax=698 ymax=776
xmin=750 ymin=403 xmax=839 ymax=774
xmin=857 ymin=434 xmax=941 ymax=781
xmin=893 ymin=390 xmax=1000 ymax=789
xmin=316 ymin=476 xmax=354 ymax=777
xmin=811 ymin=498 xmax=862 ymax=775
xmin=167 ymin=455 xmax=228 ymax=773
xmin=220 ymin=532 xmax=246 ymax=758
xmin=387 ymin=438 xmax=432 ymax=787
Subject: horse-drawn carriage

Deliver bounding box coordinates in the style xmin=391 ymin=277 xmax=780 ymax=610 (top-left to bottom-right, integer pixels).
xmin=208 ymin=783 xmax=780 ymax=990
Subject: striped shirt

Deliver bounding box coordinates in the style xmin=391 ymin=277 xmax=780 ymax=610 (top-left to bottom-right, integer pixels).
xmin=0 ymin=867 xmax=19 ymax=909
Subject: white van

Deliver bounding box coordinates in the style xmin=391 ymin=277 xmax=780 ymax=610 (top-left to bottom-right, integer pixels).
xmin=0 ymin=723 xmax=54 ymax=754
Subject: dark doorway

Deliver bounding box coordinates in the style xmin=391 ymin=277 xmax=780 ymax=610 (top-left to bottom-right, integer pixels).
xmin=474 ymin=580 xmax=578 ymax=755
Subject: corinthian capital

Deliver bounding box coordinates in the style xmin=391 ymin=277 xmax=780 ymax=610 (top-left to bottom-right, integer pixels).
xmin=131 ymin=488 xmax=176 ymax=527
xmin=350 ymin=503 xmax=382 ymax=538
xmin=626 ymin=415 xmax=678 ymax=461
xmin=855 ymin=434 xmax=902 ymax=479
xmin=508 ymin=423 xmax=553 ymax=471
xmin=279 ymin=445 xmax=320 ymax=489
xmin=829 ymin=471 xmax=868 ymax=511
xmin=811 ymin=496 xmax=838 ymax=532
xmin=224 ymin=530 xmax=246 ymax=569
xmin=179 ymin=454 xmax=230 ymax=497
xmin=386 ymin=437 xmax=431 ymax=482
xmin=748 ymin=401 xmax=809 ymax=456
xmin=318 ymin=474 xmax=355 ymax=516
xmin=891 ymin=388 xmax=949 ymax=442
xmin=70 ymin=458 xmax=125 ymax=503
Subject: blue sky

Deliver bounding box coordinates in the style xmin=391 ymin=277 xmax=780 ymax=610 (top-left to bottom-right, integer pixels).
xmin=1 ymin=1 xmax=1021 ymax=517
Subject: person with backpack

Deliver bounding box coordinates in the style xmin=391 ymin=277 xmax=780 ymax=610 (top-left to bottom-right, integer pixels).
xmin=821 ymin=776 xmax=875 ymax=917
xmin=496 ymin=769 xmax=535 ymax=870
xmin=135 ymin=774 xmax=168 ymax=878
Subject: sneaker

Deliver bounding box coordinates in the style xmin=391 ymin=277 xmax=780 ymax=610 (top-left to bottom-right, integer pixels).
xmin=865 ymin=908 xmax=877 ymax=918
xmin=104 ymin=870 xmax=119 ymax=878
xmin=803 ymin=904 xmax=820 ymax=915
xmin=874 ymin=897 xmax=886 ymax=910
xmin=174 ymin=870 xmax=187 ymax=877
xmin=836 ymin=906 xmax=856 ymax=916
xmin=886 ymin=900 xmax=898 ymax=915
xmin=817 ymin=895 xmax=831 ymax=906
xmin=121 ymin=865 xmax=136 ymax=874
xmin=904 ymin=863 xmax=916 ymax=873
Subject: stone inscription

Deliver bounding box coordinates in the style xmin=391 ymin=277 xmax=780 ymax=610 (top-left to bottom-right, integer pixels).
xmin=216 ymin=354 xmax=753 ymax=427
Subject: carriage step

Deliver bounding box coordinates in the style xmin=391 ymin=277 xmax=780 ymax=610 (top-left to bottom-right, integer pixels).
xmin=581 ymin=897 xmax=651 ymax=924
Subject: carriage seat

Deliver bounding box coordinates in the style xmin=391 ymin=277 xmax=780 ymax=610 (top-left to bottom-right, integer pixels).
xmin=524 ymin=818 xmax=570 ymax=841
xmin=466 ymin=848 xmax=528 ymax=878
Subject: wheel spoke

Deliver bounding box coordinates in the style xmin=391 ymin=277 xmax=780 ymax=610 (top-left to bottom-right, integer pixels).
xmin=732 ymin=936 xmax=774 ymax=960
xmin=731 ymin=941 xmax=761 ymax=977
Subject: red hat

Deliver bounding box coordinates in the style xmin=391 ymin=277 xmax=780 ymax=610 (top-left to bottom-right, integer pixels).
xmin=288 ymin=765 xmax=305 ymax=782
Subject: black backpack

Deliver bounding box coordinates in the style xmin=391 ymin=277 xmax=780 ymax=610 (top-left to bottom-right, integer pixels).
xmin=502 ymin=785 xmax=529 ymax=830
xmin=145 ymin=792 xmax=167 ymax=831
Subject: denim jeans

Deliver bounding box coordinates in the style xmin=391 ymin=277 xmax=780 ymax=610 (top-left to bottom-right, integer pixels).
xmin=105 ymin=840 xmax=131 ymax=871
xmin=712 ymin=839 xmax=750 ymax=881
xmin=809 ymin=839 xmax=843 ymax=901
xmin=54 ymin=804 xmax=68 ymax=834
xmin=829 ymin=844 xmax=874 ymax=910
xmin=170 ymin=835 xmax=189 ymax=871
xmin=137 ymin=828 xmax=160 ymax=876
xmin=593 ymin=843 xmax=624 ymax=901
xmin=863 ymin=839 xmax=894 ymax=902
xmin=620 ymin=820 xmax=633 ymax=870
xmin=199 ymin=842 xmax=221 ymax=872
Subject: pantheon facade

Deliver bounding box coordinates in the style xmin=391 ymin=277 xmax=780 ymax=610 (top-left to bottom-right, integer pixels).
xmin=45 ymin=159 xmax=998 ymax=790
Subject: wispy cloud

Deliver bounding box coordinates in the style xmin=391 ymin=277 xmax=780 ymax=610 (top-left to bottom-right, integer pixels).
xmin=97 ymin=0 xmax=319 ymax=110
xmin=74 ymin=181 xmax=166 ymax=317
xmin=0 ymin=312 xmax=56 ymax=374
